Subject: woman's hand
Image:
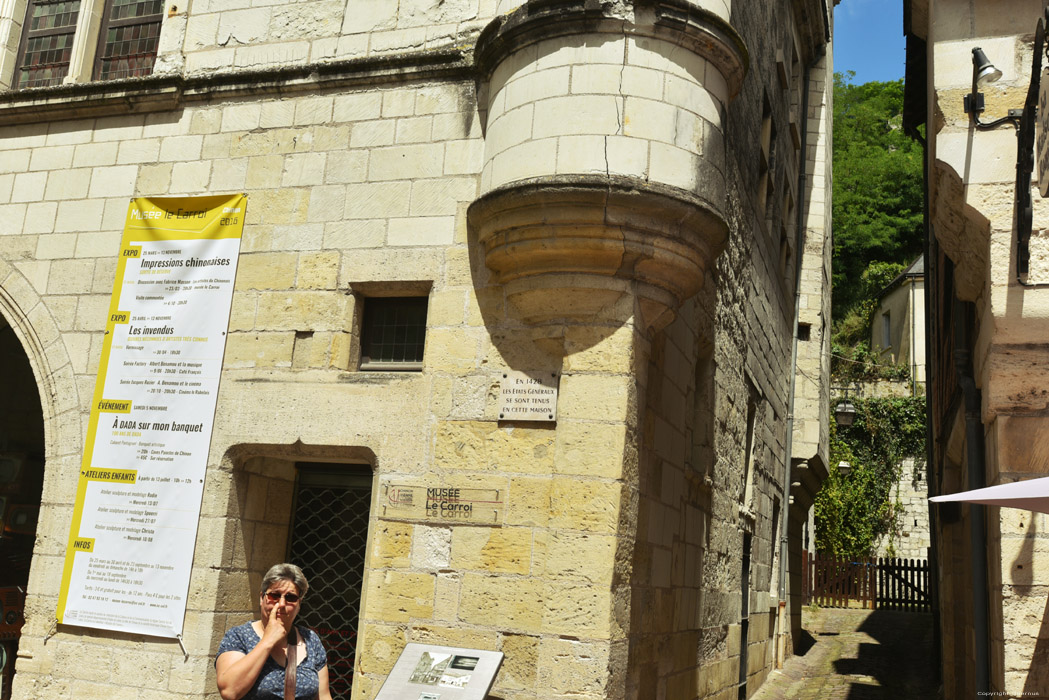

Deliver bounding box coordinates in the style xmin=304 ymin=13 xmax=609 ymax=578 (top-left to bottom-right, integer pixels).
xmin=260 ymin=602 xmax=291 ymax=648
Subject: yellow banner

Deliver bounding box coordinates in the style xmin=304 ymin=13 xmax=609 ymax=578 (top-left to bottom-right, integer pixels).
xmin=58 ymin=194 xmax=246 ymax=637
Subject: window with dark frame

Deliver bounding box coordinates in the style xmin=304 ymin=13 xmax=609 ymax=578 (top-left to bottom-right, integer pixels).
xmin=94 ymin=0 xmax=163 ymax=81
xmin=15 ymin=0 xmax=81 ymax=89
xmin=359 ymin=296 xmax=428 ymax=370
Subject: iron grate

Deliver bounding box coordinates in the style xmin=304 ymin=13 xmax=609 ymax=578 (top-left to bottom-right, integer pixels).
xmin=288 ymin=466 xmax=371 ymax=699
xmin=360 ymin=296 xmax=427 ymax=368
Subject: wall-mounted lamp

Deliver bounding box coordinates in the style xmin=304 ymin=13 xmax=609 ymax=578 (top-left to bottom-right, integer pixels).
xmin=972 ymin=47 xmax=1002 ymax=90
xmin=837 ymin=461 xmax=852 ymax=477
xmin=963 ymin=47 xmax=1022 ymax=130
xmin=834 ymin=398 xmax=857 ymax=427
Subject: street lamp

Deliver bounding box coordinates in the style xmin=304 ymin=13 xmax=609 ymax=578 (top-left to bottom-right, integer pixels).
xmin=963 ymin=46 xmax=1022 ymax=130
xmin=834 ymin=398 xmax=857 ymax=427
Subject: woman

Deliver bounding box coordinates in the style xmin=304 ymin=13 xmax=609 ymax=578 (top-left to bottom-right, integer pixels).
xmin=216 ymin=563 xmax=333 ymax=700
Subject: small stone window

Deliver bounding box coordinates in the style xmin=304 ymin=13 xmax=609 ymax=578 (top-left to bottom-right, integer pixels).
xmin=359 ymin=296 xmax=428 ymax=370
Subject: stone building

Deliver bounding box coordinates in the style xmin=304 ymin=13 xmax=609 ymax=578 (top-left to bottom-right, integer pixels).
xmin=870 ymin=255 xmax=926 ymax=387
xmin=905 ymin=0 xmax=1049 ymax=696
xmin=0 ymin=0 xmax=833 ymax=697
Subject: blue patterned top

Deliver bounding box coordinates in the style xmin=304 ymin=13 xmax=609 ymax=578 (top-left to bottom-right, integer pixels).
xmin=216 ymin=622 xmax=328 ymax=700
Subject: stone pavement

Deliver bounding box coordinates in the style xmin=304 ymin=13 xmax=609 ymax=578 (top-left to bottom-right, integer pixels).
xmin=750 ymin=607 xmax=938 ymax=700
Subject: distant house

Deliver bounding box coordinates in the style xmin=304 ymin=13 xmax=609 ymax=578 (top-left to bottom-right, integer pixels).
xmin=870 ymin=255 xmax=925 ymax=388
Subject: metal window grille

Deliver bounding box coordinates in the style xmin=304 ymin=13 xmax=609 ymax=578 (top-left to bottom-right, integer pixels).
xmin=94 ymin=0 xmax=162 ymax=80
xmin=287 ymin=464 xmax=372 ymax=699
xmin=360 ymin=297 xmax=427 ymax=370
xmin=15 ymin=0 xmax=81 ymax=89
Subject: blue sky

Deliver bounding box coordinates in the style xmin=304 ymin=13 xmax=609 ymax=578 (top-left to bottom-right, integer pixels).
xmin=834 ymin=0 xmax=906 ymax=84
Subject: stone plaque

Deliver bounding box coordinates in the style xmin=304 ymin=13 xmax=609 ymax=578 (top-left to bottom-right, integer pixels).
xmin=497 ymin=370 xmax=559 ymax=421
xmin=383 ymin=483 xmax=502 ymax=523
xmin=375 ymin=643 xmax=503 ymax=700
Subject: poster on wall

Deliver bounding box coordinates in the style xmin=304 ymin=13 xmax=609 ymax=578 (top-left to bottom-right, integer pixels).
xmin=56 ymin=194 xmax=246 ymax=638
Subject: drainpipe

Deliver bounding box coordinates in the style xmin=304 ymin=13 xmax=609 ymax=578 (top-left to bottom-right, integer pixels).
xmin=954 ymin=299 xmax=989 ymax=695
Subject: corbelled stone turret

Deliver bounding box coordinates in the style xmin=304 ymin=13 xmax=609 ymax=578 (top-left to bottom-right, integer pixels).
xmin=469 ymin=0 xmax=747 ymax=331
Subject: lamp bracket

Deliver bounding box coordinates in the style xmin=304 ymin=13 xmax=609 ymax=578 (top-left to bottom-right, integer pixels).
xmin=964 ymin=92 xmax=985 ymax=114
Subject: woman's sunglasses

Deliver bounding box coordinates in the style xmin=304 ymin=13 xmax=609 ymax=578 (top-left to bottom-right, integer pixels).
xmin=265 ymin=591 xmax=300 ymax=603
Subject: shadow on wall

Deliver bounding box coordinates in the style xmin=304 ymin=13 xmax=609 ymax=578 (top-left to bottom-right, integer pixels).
xmin=1015 ymin=515 xmax=1049 ymax=697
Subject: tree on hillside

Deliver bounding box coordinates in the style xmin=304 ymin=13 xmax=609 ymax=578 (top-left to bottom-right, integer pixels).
xmin=832 ymin=72 xmax=924 ymax=320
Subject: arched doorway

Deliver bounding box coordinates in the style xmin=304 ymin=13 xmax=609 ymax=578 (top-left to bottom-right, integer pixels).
xmin=0 ymin=313 xmax=45 ymax=700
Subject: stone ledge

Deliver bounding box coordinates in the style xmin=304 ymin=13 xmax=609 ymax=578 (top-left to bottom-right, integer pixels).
xmin=468 ymin=175 xmax=727 ymax=331
xmin=474 ymin=0 xmax=748 ymax=98
xmin=0 ymin=49 xmax=472 ymax=126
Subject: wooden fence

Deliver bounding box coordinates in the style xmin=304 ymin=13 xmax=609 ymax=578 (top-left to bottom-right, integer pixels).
xmin=802 ymin=552 xmax=930 ymax=612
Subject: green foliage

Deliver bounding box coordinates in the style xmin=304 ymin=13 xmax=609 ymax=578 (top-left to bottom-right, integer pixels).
xmin=832 ymin=261 xmax=906 ymax=348
xmin=815 ymin=396 xmax=926 ymax=558
xmin=833 ymin=72 xmax=924 ymax=321
xmin=831 ymin=340 xmax=910 ymax=383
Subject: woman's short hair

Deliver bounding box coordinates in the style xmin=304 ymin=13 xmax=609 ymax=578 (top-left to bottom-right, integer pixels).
xmin=260 ymin=563 xmax=309 ymax=597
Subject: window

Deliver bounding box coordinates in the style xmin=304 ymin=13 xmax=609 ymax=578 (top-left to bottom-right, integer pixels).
xmin=359 ymin=296 xmax=428 ymax=370
xmin=287 ymin=463 xmax=372 ymax=698
xmin=15 ymin=0 xmax=81 ymax=88
xmin=881 ymin=311 xmax=892 ymax=348
xmin=93 ymin=0 xmax=163 ymax=80
xmin=757 ymin=94 xmax=774 ymax=216
xmin=13 ymin=0 xmax=161 ymax=89
xmin=742 ymin=394 xmax=758 ymax=509
xmin=689 ymin=345 xmax=715 ymax=479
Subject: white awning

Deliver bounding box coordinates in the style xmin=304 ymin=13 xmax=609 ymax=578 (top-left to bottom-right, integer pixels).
xmin=930 ymin=476 xmax=1049 ymax=514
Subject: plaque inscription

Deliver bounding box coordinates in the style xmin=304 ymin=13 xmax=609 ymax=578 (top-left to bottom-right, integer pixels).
xmin=497 ymin=371 xmax=559 ymax=421
xmin=384 ymin=484 xmax=502 ymax=523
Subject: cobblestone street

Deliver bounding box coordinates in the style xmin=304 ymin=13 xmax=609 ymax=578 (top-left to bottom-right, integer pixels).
xmin=751 ymin=607 xmax=937 ymax=700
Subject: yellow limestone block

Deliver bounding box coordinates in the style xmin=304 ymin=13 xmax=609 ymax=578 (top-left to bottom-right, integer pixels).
xmin=450 ymin=526 xmax=532 ymax=574
xmin=365 ymin=570 xmax=435 ymax=622
xmin=355 ymin=622 xmax=407 ymax=675
xmin=370 ymin=520 xmax=413 ymax=568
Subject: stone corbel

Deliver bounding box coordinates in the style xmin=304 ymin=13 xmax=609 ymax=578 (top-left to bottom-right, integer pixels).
xmin=469 ymin=176 xmax=728 ymax=331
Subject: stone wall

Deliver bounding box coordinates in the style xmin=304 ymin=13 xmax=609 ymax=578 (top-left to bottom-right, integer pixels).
xmin=0 ymin=0 xmax=831 ymax=698
xmin=918 ymin=0 xmax=1049 ymax=696
xmin=877 ymin=458 xmax=930 ymax=560
xmin=621 ymin=0 xmax=834 ymax=695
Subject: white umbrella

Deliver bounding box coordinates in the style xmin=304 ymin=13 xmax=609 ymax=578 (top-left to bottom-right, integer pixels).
xmin=930 ymin=476 xmax=1049 ymax=514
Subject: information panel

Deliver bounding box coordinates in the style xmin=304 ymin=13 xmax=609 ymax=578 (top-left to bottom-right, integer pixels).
xmin=56 ymin=195 xmax=245 ymax=638
xmin=374 ymin=643 xmax=503 ymax=700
